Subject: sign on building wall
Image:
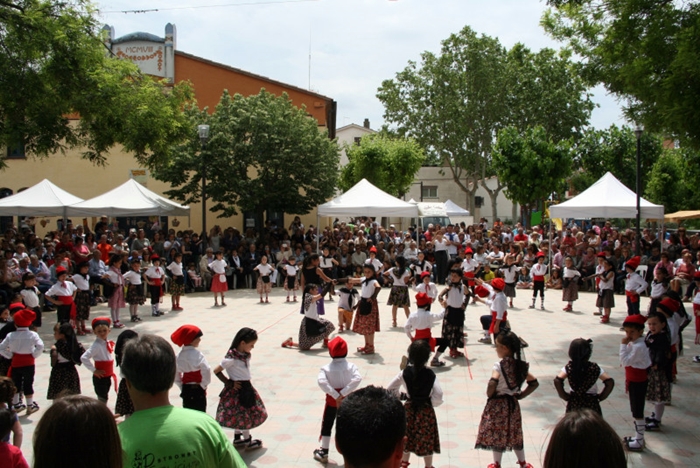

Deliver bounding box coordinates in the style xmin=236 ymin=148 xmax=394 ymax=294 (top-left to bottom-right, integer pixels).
xmin=114 ymin=41 xmax=165 ymax=77
xmin=129 ymin=169 xmax=148 ymax=186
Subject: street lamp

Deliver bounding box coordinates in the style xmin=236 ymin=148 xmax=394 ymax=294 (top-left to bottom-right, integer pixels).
xmin=634 ymin=124 xmax=643 ymax=256
xmin=198 ymin=124 xmax=210 ymax=236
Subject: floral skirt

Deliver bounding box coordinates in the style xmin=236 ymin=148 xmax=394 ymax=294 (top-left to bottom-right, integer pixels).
xmin=126 ymin=283 xmax=145 ymax=306
xmin=475 ymin=395 xmax=523 ymax=452
xmin=566 ymin=393 xmax=602 ymax=415
xmin=284 ymin=275 xmax=298 ymax=292
xmin=352 ymin=297 xmax=380 ymax=336
xmin=216 ymin=382 xmax=268 ymax=430
xmin=47 ymin=363 xmax=81 ymax=399
xmin=595 ymin=289 xmax=614 ymax=309
xmin=387 ymin=285 xmax=410 ymax=307
xmin=646 ymin=367 xmax=671 ymax=403
xmin=298 ymin=317 xmax=335 ymax=350
xmin=75 ymin=290 xmax=92 ymax=320
xmin=115 ymin=378 xmax=135 ymax=416
xmin=256 ymin=276 xmax=272 ymax=294
xmin=108 ymin=284 xmax=126 ymax=309
xmin=170 ymin=277 xmax=185 ymax=296
xmin=405 ymin=400 xmax=440 ymax=456
xmin=442 ymin=322 xmax=464 ymax=350
xmin=504 ymin=283 xmax=516 ymax=298
xmin=562 ymin=281 xmax=579 ymax=302
xmin=211 ymin=273 xmax=229 ymax=293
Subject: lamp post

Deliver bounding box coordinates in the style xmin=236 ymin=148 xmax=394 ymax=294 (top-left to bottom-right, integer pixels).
xmin=198 ymin=124 xmax=210 ymax=236
xmin=634 ymin=124 xmax=643 ymax=256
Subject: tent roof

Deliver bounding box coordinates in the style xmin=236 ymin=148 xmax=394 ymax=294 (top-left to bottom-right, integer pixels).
xmin=444 ymin=199 xmax=470 ymax=217
xmin=0 ymin=179 xmax=84 ymax=217
xmin=549 ymin=172 xmax=664 ymax=220
xmin=664 ymin=210 xmax=700 ymax=222
xmin=66 ymin=179 xmax=189 ymax=217
xmin=318 ymin=179 xmax=419 ymax=217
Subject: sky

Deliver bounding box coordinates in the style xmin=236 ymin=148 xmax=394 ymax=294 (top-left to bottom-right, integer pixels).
xmin=96 ymin=0 xmax=627 ymax=131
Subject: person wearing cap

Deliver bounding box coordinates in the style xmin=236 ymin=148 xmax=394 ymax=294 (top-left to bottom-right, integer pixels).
xmin=436 ymin=269 xmax=468 ymax=359
xmin=460 ymin=247 xmax=481 ymax=298
xmin=596 ymin=256 xmax=616 ymax=323
xmin=0 ymin=309 xmax=43 ymax=414
xmin=528 ymin=251 xmax=548 ymax=310
xmin=412 ymin=271 xmax=438 ymax=310
xmin=655 ymin=295 xmax=687 ymax=380
xmin=475 ymin=278 xmax=508 ymax=345
xmin=144 ymin=254 xmax=166 ymax=317
xmin=409 ymin=250 xmax=432 ymax=285
xmin=620 ymin=314 xmax=652 ymax=451
xmin=44 ymin=266 xmax=77 ymax=324
xmin=81 ymin=317 xmax=117 ymax=404
xmin=623 ymin=256 xmax=648 ymax=316
xmin=498 ymin=254 xmax=521 ymax=308
xmin=71 ymin=262 xmax=93 ymax=334
xmin=312 ymin=336 xmax=362 ymax=463
xmin=172 ymin=325 xmax=211 ymax=412
xmin=405 ymin=293 xmax=449 ymax=367
xmin=364 ymin=246 xmax=384 ymax=284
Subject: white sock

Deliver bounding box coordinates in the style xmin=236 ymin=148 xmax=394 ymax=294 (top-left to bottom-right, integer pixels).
xmin=514 ymin=449 xmax=526 ymax=462
xmin=110 ymin=308 xmax=118 ymax=322
xmin=654 ymin=403 xmax=665 ymax=421
xmin=242 ymin=429 xmax=251 ymax=439
xmin=26 ymin=396 xmax=33 ymax=406
xmin=568 ymin=301 xmax=573 ymax=306
xmin=12 ymin=394 xmax=19 ymax=405
xmin=321 ymin=435 xmax=331 ymax=450
xmin=635 ymin=419 xmax=645 ymax=440
xmin=492 ymin=451 xmax=503 ymax=463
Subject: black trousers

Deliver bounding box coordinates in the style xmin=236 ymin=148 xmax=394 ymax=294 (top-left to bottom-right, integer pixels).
xmin=435 ymin=251 xmax=449 ymax=284
xmin=12 ymin=365 xmax=35 ymax=395
xmin=628 ymin=380 xmax=648 ymax=419
xmin=321 ymin=404 xmax=338 ymax=437
xmin=149 ymin=285 xmax=161 ymax=305
xmin=532 ymin=280 xmax=545 ymax=299
xmin=627 ymin=296 xmax=641 ymax=315
xmin=181 ymin=384 xmax=207 ymax=412
xmin=416 ymin=337 xmax=449 ymax=354
xmin=93 ymin=375 xmax=112 ymax=402
xmin=56 ymin=304 xmax=71 ymax=324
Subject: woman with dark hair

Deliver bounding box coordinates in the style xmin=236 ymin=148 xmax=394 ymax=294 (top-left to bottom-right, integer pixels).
xmin=33 ymin=395 xmax=122 ymax=468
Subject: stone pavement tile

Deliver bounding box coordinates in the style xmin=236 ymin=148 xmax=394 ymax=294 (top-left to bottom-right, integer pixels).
xmin=14 ymin=286 xmax=700 ymax=467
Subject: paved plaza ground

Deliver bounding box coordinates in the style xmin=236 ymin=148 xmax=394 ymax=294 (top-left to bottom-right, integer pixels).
xmin=16 ymin=285 xmax=700 ymax=467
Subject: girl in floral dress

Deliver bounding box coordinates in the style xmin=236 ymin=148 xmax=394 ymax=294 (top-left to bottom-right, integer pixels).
xmin=644 ymin=312 xmax=672 ymax=431
xmin=214 ymin=327 xmax=267 ymax=450
xmin=475 ymin=331 xmax=539 ymax=468
xmin=281 ymin=283 xmax=335 ymax=351
xmin=347 ymin=264 xmax=381 ymax=355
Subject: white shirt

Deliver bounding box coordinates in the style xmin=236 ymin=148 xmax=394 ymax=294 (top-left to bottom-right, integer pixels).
xmin=404 ymin=308 xmax=445 ymax=339
xmin=123 ymin=271 xmax=142 ymax=285
xmin=72 ymin=273 xmax=91 ymax=291
xmin=0 ymin=328 xmax=44 ymax=359
xmin=209 ymin=259 xmax=228 ymax=275
xmin=598 ymin=267 xmax=615 ymax=290
xmin=410 ymin=261 xmax=432 ymax=276
xmin=531 ymin=262 xmax=548 ymax=278
xmin=320 ymin=256 xmax=334 ymax=269
xmin=105 ymin=268 xmax=124 ymax=286
xmin=412 ymin=282 xmax=438 ymax=300
xmin=562 ymin=365 xmax=605 ymax=394
xmin=221 ymin=354 xmax=252 ymax=381
xmin=501 ymin=265 xmax=521 ymax=283
xmin=255 ymin=263 xmax=273 ymax=276
xmin=493 ymin=360 xmax=521 ymax=396
xmin=483 ymin=283 xmax=507 ymax=318
xmin=388 ymin=267 xmax=410 ymax=287
xmin=444 ymin=232 xmax=459 ymax=255
xmin=337 ymin=288 xmax=358 ymax=310
xmin=81 ymin=338 xmax=114 ymax=373
xmin=562 ymin=267 xmax=580 ymax=280
xmin=443 ymin=283 xmax=465 ymax=308
xmin=433 ymin=238 xmax=448 ymax=252
xmin=403 ymin=248 xmax=419 ymax=261
xmin=652 ymin=281 xmax=668 ymax=300
xmin=167 ymin=262 xmax=184 ymax=276
xmin=693 ymin=289 xmax=700 ymax=305
xmin=360 ymin=277 xmax=380 ymax=299
xmin=318 ymin=358 xmax=362 ymax=399
xmin=387 ymin=370 xmax=443 ymax=407
xmin=304 ymin=299 xmax=320 ymax=320
xmin=175 ymin=346 xmax=212 ymax=390
xmin=20 ymin=287 xmax=40 ymax=308
xmin=625 ymin=272 xmax=648 ymax=295
xmin=364 ymin=257 xmax=383 ymax=272
xmin=144 ymin=266 xmax=165 ymax=280
xmin=667 ymin=312 xmax=684 ymax=346
xmin=461 ymin=258 xmax=479 ymax=273
xmin=620 ymin=337 xmax=652 ymax=370
xmin=46 ymin=281 xmax=78 ymax=297
xmin=284 ymin=264 xmax=298 ymax=276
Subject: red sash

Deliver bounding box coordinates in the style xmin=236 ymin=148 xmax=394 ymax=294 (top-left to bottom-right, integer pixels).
xmin=625 ymin=290 xmax=639 ymax=303
xmin=95 ymin=360 xmax=118 ymax=392
xmin=625 ymin=366 xmax=647 ymax=383
xmin=463 ymin=271 xmax=475 ymax=287
xmin=489 ymin=311 xmax=508 ymax=334
xmin=325 ymin=387 xmax=344 ymax=408
xmin=11 ymin=353 xmax=34 ymax=367
xmin=182 ymin=370 xmax=202 ymax=384
xmin=57 ymin=295 xmax=77 ymax=319
xmin=693 ymin=303 xmax=700 ymax=314
xmin=533 ymin=275 xmax=545 ymax=282
xmin=414 ymin=328 xmax=436 ymax=351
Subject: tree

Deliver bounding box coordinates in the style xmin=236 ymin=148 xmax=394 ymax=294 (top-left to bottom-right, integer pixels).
xmin=645 ymin=147 xmax=700 ymax=214
xmin=153 ymin=90 xmax=339 ymax=225
xmin=377 ymin=26 xmax=593 ymax=219
xmin=0 ymin=0 xmax=192 ymax=168
xmin=542 ymin=0 xmax=700 ymax=150
xmin=492 ymin=125 xmax=572 ymax=220
xmin=339 ymin=134 xmax=425 ymax=197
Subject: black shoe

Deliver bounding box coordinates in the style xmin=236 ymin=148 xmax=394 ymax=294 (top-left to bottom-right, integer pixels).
xmin=313 ymin=448 xmax=329 ymax=463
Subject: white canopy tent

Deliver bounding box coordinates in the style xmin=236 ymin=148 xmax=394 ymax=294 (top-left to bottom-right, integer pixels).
xmin=318 ymin=179 xmax=419 ymax=217
xmin=0 ymin=179 xmax=83 ymax=218
xmin=66 ymin=179 xmax=189 ymax=217
xmin=549 ymin=172 xmax=664 ymax=220
xmin=444 ymin=199 xmax=470 ymax=217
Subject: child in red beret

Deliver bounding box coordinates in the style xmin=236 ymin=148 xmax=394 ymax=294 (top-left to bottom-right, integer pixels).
xmin=620 ymin=314 xmax=651 ymax=451
xmin=172 ymin=325 xmax=211 ymax=412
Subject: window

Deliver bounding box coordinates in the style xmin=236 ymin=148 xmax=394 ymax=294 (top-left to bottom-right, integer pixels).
xmin=353 ymin=137 xmax=361 ymax=146
xmin=6 ymin=141 xmax=26 ymax=159
xmin=422 ymin=185 xmax=438 ymax=199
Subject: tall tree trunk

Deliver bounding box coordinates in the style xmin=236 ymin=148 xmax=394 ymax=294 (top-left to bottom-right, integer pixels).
xmin=480 ymin=178 xmax=504 ymax=223
xmin=511 ymin=201 xmax=518 ymax=225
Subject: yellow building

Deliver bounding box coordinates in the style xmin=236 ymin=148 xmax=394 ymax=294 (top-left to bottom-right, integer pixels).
xmin=1 ymin=24 xmax=336 ymax=237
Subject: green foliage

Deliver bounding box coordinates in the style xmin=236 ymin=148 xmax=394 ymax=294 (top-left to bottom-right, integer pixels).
xmin=542 ymin=0 xmax=700 ymax=150
xmin=570 ymin=125 xmax=663 ymax=194
xmin=0 ymin=0 xmax=192 ymax=168
xmin=492 ymin=126 xmax=572 ymax=206
xmin=645 ymin=147 xmax=700 ymax=213
xmin=339 ymin=134 xmax=425 ymax=197
xmin=154 ymin=90 xmax=339 ymax=218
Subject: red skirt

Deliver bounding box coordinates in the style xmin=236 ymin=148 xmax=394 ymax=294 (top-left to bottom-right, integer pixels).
xmin=211 ymin=273 xmax=229 ymax=293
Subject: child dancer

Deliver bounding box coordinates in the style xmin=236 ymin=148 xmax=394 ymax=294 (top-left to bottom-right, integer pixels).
xmin=553 ymin=338 xmax=614 ymax=415
xmin=283 ymin=257 xmax=299 ymax=302
xmin=620 ymin=314 xmax=651 ymax=451
xmin=0 ymin=310 xmax=43 ymax=414
xmin=45 ymin=266 xmax=77 ymax=325
xmin=214 ymin=327 xmax=268 ymax=450
xmin=114 ymin=330 xmax=138 ymax=418
xmin=47 ymin=323 xmax=84 ymax=400
xmin=320 ymin=247 xmax=338 ymax=300
xmin=596 ymin=257 xmax=616 ymax=324
xmin=499 ymin=255 xmax=520 ymax=308
xmin=336 ymin=283 xmax=358 ymax=333
xmin=624 ymin=256 xmax=647 ymax=316
xmin=80 ymin=317 xmax=116 ymax=404
xmin=254 ymin=255 xmax=274 ymax=303
xmin=561 ymin=257 xmax=581 ymax=312
xmin=405 ymin=292 xmax=448 ymax=367
xmin=413 ymin=271 xmax=438 ymax=310
xmin=209 ymin=250 xmax=228 ymax=307
xmin=477 ymin=278 xmax=507 ymax=346
xmin=123 ymin=259 xmax=144 ymax=323
xmin=437 ymin=269 xmax=467 ymax=359
xmin=172 ymin=324 xmax=211 ymax=412
xmin=385 ymin=257 xmax=412 ymax=327
xmin=655 ymin=296 xmax=685 ymax=383
xmin=0 ymin=377 xmax=21 ymax=447
xmin=313 ymin=336 xmax=362 ymax=463
xmin=387 ymin=340 xmax=443 ymax=468
xmin=347 ymin=264 xmax=381 ymax=355
xmin=281 ymin=283 xmax=336 ymax=350
xmin=19 ymin=273 xmax=41 ymax=328
xmin=71 ymin=263 xmax=92 ymax=334
xmin=475 ymin=331 xmax=538 ymax=468
xmin=461 ymin=247 xmax=480 ymax=298
xmin=411 ymin=251 xmax=432 ymax=284
xmin=144 ymin=254 xmax=165 ymax=317
xmin=167 ymin=252 xmax=185 ymax=311
xmin=105 ymin=254 xmax=126 ymax=328
xmin=649 ymin=268 xmax=669 ymax=315
xmin=0 ymin=406 xmax=28 ymax=467
xmin=644 ymin=312 xmax=672 ymax=432
xmin=529 ymin=252 xmax=547 ymax=310
xmin=187 ymin=263 xmax=202 ymax=289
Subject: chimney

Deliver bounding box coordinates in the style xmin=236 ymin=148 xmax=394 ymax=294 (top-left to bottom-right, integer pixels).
xmin=363 ymin=118 xmax=370 ymax=129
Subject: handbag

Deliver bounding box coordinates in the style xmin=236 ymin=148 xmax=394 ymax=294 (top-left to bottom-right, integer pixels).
xmin=358 ymin=298 xmax=372 ymax=316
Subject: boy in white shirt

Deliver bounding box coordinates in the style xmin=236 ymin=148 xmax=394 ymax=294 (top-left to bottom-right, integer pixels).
xmin=0 ymin=309 xmax=43 ymax=414
xmin=172 ymin=324 xmax=211 ymax=412
xmin=620 ymin=314 xmax=652 ymax=451
xmin=81 ymin=317 xmax=116 ymax=403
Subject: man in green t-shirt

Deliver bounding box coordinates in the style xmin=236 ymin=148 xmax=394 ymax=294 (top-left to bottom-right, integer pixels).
xmin=119 ymin=334 xmax=246 ymax=468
